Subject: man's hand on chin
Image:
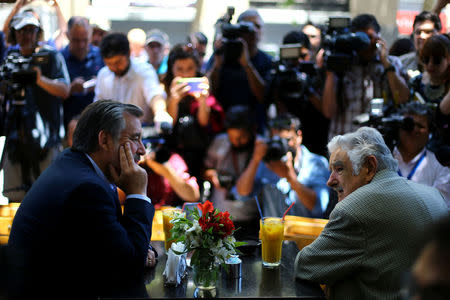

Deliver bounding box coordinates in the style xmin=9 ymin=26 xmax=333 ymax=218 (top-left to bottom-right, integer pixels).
xmin=109 ymin=142 xmax=148 ymax=195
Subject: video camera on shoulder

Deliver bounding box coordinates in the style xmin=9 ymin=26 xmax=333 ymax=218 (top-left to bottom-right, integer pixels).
xmin=322 ymin=17 xmax=370 ymax=73
xmin=143 ymin=121 xmax=173 ymax=164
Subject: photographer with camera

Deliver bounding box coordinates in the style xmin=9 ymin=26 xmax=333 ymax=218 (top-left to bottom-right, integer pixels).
xmin=140 ymin=122 xmax=200 ymax=209
xmin=0 ymin=11 xmax=70 ymax=202
xmin=207 ymin=9 xmax=273 ymax=133
xmin=235 ymin=113 xmax=330 ymax=218
xmin=203 ymin=105 xmax=261 ymax=238
xmin=270 ymin=30 xmax=329 ymax=156
xmin=322 ymin=14 xmax=410 ymax=139
xmin=393 ymin=102 xmax=449 ymax=206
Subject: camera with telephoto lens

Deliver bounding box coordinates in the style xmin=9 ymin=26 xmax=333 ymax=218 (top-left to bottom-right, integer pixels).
xmin=263 ymin=135 xmax=290 ymax=162
xmin=143 ymin=121 xmax=173 ymax=164
xmin=322 ymin=17 xmax=371 ymax=73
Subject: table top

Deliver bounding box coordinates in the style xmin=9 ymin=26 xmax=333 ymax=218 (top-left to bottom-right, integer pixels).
xmin=144 ymin=240 xmax=325 ymax=299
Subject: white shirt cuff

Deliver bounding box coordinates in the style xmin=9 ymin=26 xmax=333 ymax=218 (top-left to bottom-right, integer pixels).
xmin=126 ymin=194 xmax=152 ymax=204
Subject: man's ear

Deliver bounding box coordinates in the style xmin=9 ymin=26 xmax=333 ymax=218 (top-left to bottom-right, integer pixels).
xmin=98 ymin=130 xmax=113 ymax=151
xmin=363 ymin=155 xmax=378 ymax=183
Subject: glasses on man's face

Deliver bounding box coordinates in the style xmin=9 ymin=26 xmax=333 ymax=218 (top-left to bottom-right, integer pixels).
xmin=17 ymin=27 xmax=39 ymax=35
xmin=422 ymin=56 xmax=444 ymax=65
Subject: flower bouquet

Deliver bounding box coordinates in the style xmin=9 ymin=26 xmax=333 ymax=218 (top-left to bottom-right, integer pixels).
xmin=170 ymin=201 xmax=245 ymax=291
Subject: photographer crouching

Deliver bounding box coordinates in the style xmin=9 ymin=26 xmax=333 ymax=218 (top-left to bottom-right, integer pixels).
xmin=235 ymin=113 xmax=331 ymax=218
xmin=0 ymin=11 xmax=69 ymax=202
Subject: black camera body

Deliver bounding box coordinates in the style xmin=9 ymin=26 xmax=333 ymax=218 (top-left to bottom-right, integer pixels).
xmin=353 ymin=101 xmax=415 ymax=150
xmin=322 ymin=17 xmax=370 ymax=73
xmin=1 ymin=51 xmax=50 ymax=86
xmin=143 ymin=121 xmax=173 ymax=164
xmin=220 ymin=21 xmax=256 ymax=65
xmin=217 ymin=173 xmax=236 ymax=190
xmin=263 ymin=136 xmax=290 ymax=162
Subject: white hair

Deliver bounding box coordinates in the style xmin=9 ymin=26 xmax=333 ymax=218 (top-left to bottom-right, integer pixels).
xmin=327 ymin=127 xmax=398 ymax=175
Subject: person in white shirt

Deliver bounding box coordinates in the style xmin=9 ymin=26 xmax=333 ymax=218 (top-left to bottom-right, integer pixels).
xmin=95 ymin=32 xmax=168 ymax=124
xmin=393 ymin=102 xmax=450 ymax=207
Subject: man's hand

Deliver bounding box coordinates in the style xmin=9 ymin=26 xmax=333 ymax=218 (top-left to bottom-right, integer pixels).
xmin=238 ymin=38 xmax=250 ymax=67
xmin=69 ymin=77 xmax=85 ymax=94
xmin=376 ymin=38 xmax=390 ymax=68
xmin=204 ymin=169 xmax=220 ymax=189
xmin=109 ymin=142 xmax=147 ymax=195
xmin=252 ymin=139 xmax=268 ymax=163
xmin=266 ymin=152 xmax=296 ymax=181
xmin=145 ymin=248 xmax=156 ymax=268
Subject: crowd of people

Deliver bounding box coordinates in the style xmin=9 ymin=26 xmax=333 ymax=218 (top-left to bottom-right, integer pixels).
xmin=0 ymin=0 xmax=449 ymax=299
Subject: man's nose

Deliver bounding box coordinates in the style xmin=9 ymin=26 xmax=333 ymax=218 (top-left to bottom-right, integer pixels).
xmin=327 ymin=173 xmax=336 ymax=188
xmin=137 ymin=140 xmax=146 ymax=155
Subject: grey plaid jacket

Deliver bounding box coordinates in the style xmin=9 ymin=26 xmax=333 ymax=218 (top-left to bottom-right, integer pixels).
xmin=295 ymin=169 xmax=448 ymax=300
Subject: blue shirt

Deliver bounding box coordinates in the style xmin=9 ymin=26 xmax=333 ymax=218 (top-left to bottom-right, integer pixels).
xmin=60 ymin=44 xmax=104 ymax=127
xmin=245 ymin=145 xmax=330 ymax=218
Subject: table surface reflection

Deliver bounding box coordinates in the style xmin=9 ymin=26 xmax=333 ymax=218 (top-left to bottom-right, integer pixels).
xmin=144 ymin=241 xmax=325 ymax=299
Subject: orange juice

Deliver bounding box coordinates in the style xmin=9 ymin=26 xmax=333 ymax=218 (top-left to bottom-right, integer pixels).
xmin=260 ymin=217 xmax=284 ymax=267
xmin=162 ymin=208 xmax=182 ymax=251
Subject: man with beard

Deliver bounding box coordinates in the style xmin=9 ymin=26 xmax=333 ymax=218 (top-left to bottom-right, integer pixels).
xmin=203 ymin=106 xmax=260 ymax=237
xmin=295 ymin=127 xmax=447 ymax=299
xmin=95 ymin=32 xmax=167 ymax=124
xmin=235 ymin=113 xmax=330 ymax=218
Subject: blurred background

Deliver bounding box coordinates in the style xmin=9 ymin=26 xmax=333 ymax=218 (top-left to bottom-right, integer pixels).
xmin=0 ymin=0 xmax=448 ymax=59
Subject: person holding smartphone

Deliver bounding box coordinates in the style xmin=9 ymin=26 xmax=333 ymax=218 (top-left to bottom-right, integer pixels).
xmin=162 ymin=44 xmax=224 ymax=179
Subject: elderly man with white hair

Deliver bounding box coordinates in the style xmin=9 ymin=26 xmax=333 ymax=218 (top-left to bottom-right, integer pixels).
xmin=294 ymin=127 xmax=448 ymax=300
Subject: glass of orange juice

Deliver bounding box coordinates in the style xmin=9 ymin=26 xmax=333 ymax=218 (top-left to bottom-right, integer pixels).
xmin=162 ymin=207 xmax=182 ymax=251
xmin=260 ymin=217 xmax=284 ymax=267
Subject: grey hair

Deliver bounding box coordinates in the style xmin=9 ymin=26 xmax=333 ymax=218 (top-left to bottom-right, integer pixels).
xmin=72 ymin=100 xmax=143 ymax=153
xmin=327 ymin=127 xmax=398 ymax=175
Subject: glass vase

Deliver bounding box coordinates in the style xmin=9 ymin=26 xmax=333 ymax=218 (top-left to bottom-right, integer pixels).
xmin=192 ymin=262 xmax=219 ymax=298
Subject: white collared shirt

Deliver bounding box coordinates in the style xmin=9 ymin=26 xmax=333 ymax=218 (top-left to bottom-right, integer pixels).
xmin=94 ymin=60 xmax=164 ymax=123
xmin=85 ymin=153 xmax=151 ymax=205
xmin=394 ymin=147 xmax=450 ymax=207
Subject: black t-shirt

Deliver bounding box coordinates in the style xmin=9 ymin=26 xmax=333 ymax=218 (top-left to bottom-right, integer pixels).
xmin=209 ymin=49 xmax=273 ymax=132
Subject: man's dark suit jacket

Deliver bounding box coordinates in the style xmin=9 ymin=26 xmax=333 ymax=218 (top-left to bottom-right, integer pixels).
xmin=6 ymin=149 xmax=155 ymax=299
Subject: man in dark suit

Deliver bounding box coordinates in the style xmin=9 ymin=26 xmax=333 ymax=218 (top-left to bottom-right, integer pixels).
xmin=6 ymin=100 xmax=155 ymax=299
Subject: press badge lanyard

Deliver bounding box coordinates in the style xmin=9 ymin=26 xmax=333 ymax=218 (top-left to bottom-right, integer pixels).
xmin=398 ymin=151 xmax=427 ymax=180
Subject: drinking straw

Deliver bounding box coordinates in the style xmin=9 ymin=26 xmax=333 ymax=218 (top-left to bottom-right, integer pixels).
xmin=282 ymin=201 xmax=295 ymax=221
xmin=254 ymin=195 xmax=263 ymax=219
